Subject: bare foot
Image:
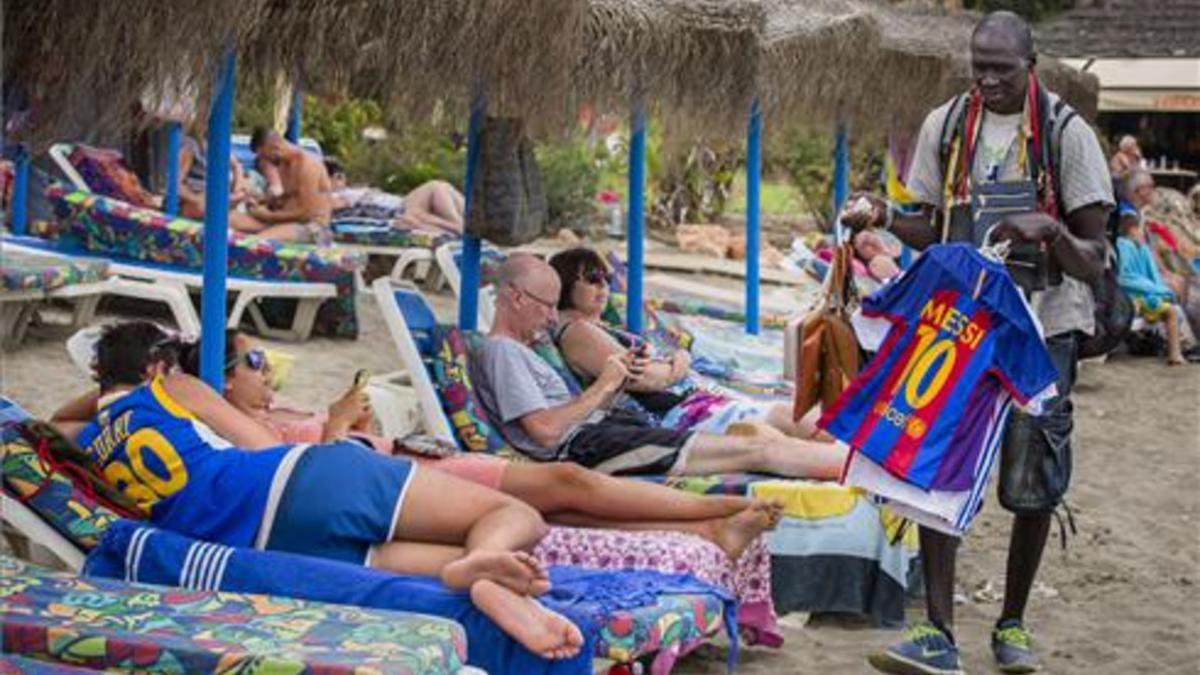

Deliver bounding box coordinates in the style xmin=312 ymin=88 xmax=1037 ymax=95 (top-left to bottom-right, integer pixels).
xmin=755 ymin=499 xmax=785 ymax=527
xmin=470 ymin=580 xmax=584 ymax=659
xmin=442 ymin=550 xmax=551 ymax=596
xmin=706 ymin=503 xmax=776 ymax=560
xmin=1168 ymin=355 xmax=1185 ymax=366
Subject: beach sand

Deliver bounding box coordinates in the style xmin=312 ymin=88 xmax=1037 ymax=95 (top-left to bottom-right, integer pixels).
xmin=2 ymin=285 xmax=1197 ymax=674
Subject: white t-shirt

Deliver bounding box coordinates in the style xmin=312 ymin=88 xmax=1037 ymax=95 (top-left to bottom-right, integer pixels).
xmin=905 ymin=91 xmax=1115 ymax=338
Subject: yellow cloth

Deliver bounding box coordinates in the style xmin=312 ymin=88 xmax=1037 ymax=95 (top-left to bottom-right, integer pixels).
xmin=750 ymin=480 xmax=862 ymax=520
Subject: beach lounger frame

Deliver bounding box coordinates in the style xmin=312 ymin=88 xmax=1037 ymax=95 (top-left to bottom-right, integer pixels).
xmin=0 ymin=491 xmax=87 ymax=571
xmin=371 ymin=277 xmax=459 ymax=443
xmin=1 ymin=241 xmax=201 ymax=347
xmin=5 ymin=239 xmax=330 ymax=342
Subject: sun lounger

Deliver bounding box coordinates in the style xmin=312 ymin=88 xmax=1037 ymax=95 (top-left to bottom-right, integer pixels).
xmin=371 ymin=279 xmax=784 ymax=642
xmin=51 ymin=140 xmax=444 ymax=290
xmin=0 ymin=398 xmax=733 ymax=674
xmin=41 ymin=184 xmax=360 ymax=339
xmin=1 ymin=239 xmax=200 ymax=347
xmin=372 ymin=280 xmax=921 ymax=625
xmin=0 ymin=554 xmax=472 ymax=674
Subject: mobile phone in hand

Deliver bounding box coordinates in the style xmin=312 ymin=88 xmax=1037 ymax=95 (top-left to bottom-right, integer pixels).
xmin=353 ymin=369 xmax=370 ymax=391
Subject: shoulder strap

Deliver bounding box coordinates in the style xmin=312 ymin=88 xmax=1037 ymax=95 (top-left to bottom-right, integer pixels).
xmin=938 ymin=94 xmax=970 ymax=171
xmin=1045 ymin=93 xmax=1078 ymax=216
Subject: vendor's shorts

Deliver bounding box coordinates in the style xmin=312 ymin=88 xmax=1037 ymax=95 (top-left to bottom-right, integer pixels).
xmin=260 ymin=442 xmax=416 ymax=565
xmin=562 ymin=409 xmax=696 ymax=476
xmin=998 ymin=332 xmax=1078 ymax=514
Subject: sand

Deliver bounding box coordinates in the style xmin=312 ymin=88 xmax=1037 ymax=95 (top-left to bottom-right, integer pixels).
xmin=2 ymin=283 xmax=1198 ymax=675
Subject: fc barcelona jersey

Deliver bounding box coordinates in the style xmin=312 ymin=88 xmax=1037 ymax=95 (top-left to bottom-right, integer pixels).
xmin=77 ymin=377 xmax=294 ymax=548
xmin=819 ymin=244 xmax=1058 ymax=492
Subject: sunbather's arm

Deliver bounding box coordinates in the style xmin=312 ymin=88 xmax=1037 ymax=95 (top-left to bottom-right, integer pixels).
xmin=518 ymin=356 xmax=628 ymax=449
xmin=159 ymin=373 xmax=282 ymax=450
xmin=558 ymin=322 xmax=682 ymax=391
xmin=250 ymin=159 xmax=329 ymax=224
xmin=50 ymin=388 xmax=102 ymax=441
xmin=177 ymin=146 xmax=205 ymax=206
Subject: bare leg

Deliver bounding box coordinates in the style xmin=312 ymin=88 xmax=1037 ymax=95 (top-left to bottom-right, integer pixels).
xmin=229 ymin=211 xmax=269 ymax=234
xmin=404 ymin=181 xmax=464 ymax=233
xmin=679 ymin=433 xmax=848 ymax=479
xmin=499 ymin=463 xmax=771 ymax=558
xmin=1000 ymin=512 xmax=1052 ymax=624
xmin=548 ymin=506 xmax=776 ymax=560
xmin=763 ymin=404 xmax=834 ymax=441
xmin=1165 ymin=305 xmax=1184 ymax=364
xmin=471 ymin=580 xmax=584 ymax=659
xmin=501 ymin=463 xmax=749 ymax=521
xmin=921 ymin=526 xmax=960 ymax=636
xmin=388 ymin=467 xmax=550 ymax=594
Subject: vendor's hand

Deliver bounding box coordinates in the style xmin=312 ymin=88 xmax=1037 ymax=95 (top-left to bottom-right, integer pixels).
xmin=993 ymin=212 xmax=1064 ymax=245
xmin=596 ymin=354 xmax=631 ymax=392
xmin=839 ymin=192 xmax=887 ymax=232
xmin=249 ymin=205 xmax=271 ymax=221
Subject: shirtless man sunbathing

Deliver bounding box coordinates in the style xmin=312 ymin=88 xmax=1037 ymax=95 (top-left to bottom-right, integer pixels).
xmin=248 ymin=127 xmax=334 ymax=245
xmin=51 ymin=321 xmax=581 ymax=659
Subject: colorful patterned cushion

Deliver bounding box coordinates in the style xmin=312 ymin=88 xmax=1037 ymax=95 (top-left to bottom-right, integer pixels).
xmin=427 ymin=326 xmax=513 ymax=455
xmin=1 ymin=435 xmax=120 ymax=551
xmin=535 ymin=526 xmax=781 ymax=651
xmin=1 ymin=249 xmax=108 ymax=292
xmin=45 ymin=184 xmax=366 ymax=338
xmin=0 ymin=555 xmax=468 ymax=674
xmin=332 ymin=220 xmax=454 ymax=249
xmin=67 ymin=145 xmax=157 ymax=209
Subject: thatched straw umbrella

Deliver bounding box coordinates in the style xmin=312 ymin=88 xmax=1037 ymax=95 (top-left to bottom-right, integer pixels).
xmin=755 ymin=0 xmax=884 ymax=133
xmin=4 ymin=1 xmax=592 ymax=149
xmin=577 ymin=0 xmax=764 ymax=139
xmin=241 ymin=0 xmax=589 ymax=131
xmin=3 ymin=0 xmax=262 ymax=150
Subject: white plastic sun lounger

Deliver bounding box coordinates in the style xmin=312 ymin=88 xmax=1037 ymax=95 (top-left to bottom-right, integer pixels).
xmin=1 ymin=241 xmax=201 ymax=347
xmin=3 ymin=238 xmax=329 ymax=342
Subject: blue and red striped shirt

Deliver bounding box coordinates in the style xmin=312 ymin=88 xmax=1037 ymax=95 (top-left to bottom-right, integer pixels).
xmin=819 ymin=244 xmax=1058 ymax=492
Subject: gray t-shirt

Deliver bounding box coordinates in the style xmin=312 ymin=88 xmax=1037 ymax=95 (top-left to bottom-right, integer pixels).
xmin=906 ymin=92 xmax=1114 ymax=337
xmin=469 ymin=335 xmax=596 ymax=459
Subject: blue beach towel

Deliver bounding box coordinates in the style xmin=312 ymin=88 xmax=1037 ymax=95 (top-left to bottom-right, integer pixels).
xmin=85 ymin=520 xmax=738 ymax=674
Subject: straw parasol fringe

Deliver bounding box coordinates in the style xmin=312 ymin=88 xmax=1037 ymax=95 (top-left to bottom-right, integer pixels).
xmin=4 ymin=0 xmax=265 ymax=150
xmin=4 ymin=1 xmax=1095 ymax=149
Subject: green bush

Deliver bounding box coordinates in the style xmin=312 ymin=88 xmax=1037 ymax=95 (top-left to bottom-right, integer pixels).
xmin=771 ymin=128 xmax=884 ymax=230
xmin=536 ymin=138 xmax=602 ymax=232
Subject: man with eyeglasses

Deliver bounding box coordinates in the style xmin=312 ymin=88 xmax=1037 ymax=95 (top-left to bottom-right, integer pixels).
xmin=842 ymin=11 xmax=1112 ymax=675
xmin=469 ymin=253 xmax=848 ymax=479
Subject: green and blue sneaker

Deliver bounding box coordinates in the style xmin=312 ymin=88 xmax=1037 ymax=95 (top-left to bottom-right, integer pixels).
xmin=868 ymin=621 xmax=965 ymax=675
xmin=992 ymin=619 xmax=1041 ymax=673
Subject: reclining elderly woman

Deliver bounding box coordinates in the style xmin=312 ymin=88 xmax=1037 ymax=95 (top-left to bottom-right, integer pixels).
xmin=49 ymin=321 xmax=581 ymax=660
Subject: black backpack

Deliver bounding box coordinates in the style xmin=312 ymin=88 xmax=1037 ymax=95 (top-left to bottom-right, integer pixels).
xmin=1077 ymin=244 xmax=1135 ymax=359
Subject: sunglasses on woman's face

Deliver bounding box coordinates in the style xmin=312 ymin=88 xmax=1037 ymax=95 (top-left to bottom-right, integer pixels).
xmin=582 ymin=270 xmax=611 ymax=287
xmin=226 ymin=347 xmax=267 ymax=372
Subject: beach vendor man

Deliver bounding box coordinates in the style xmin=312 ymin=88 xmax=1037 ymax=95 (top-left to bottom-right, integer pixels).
xmin=842 ymin=11 xmax=1112 ymax=675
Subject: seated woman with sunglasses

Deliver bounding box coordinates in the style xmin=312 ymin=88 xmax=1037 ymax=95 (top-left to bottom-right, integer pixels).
xmin=549 ymin=247 xmax=828 ymax=440
xmin=50 ymin=321 xmax=584 ymax=660
xmin=179 ymin=329 xmax=781 ymax=562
